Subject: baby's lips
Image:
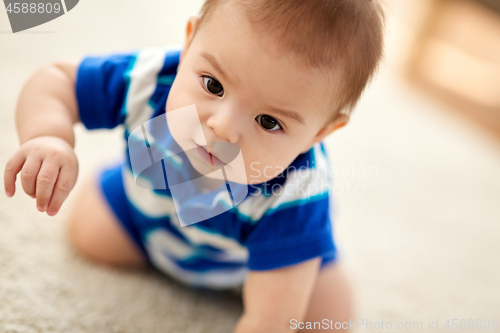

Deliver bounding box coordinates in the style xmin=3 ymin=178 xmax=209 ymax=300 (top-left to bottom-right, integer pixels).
xmin=208 ymin=142 xmax=247 ymax=185
xmin=209 ymin=142 xmax=240 ymax=165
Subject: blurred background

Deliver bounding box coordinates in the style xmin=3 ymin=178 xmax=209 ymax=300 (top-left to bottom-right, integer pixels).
xmin=0 ymin=0 xmax=499 ymax=332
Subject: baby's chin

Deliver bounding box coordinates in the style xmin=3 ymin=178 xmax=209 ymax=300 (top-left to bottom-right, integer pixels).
xmin=186 ymin=155 xmax=280 ymax=186
xmin=245 ymin=161 xmax=290 ymax=184
xmin=246 ymin=176 xmax=281 ymax=186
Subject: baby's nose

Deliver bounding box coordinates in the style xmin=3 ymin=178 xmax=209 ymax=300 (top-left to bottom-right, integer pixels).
xmin=206 ymin=108 xmax=242 ymax=144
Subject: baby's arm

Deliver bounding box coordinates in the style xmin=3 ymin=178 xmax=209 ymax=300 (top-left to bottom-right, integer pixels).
xmin=4 ymin=61 xmax=80 ymax=215
xmin=233 ymin=257 xmax=321 ymax=333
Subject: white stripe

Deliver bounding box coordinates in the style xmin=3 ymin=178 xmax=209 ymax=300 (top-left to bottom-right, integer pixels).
xmin=122 ymin=167 xmax=177 ymax=218
xmin=209 ymin=249 xmax=249 ymax=263
xmin=146 ymin=238 xmax=248 ymax=289
xmin=124 ymin=46 xmax=179 ymax=130
xmin=234 ymin=193 xmax=273 ymax=222
xmin=171 ymin=216 xmax=249 ymax=253
xmin=146 ymin=229 xmax=194 ymax=260
xmin=235 ymin=143 xmax=331 ymax=222
xmin=146 ymin=228 xmax=248 ymax=263
xmin=123 ymin=165 xmax=249 ymax=255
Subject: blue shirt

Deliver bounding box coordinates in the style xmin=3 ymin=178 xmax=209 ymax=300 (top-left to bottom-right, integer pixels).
xmin=75 ymin=47 xmax=338 ymax=290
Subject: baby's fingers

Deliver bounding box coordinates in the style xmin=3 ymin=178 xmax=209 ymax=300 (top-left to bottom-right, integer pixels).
xmin=20 ymin=156 xmax=42 ymax=198
xmin=35 ymin=161 xmax=59 ymax=212
xmin=4 ymin=152 xmax=26 ymax=197
xmin=46 ymin=165 xmax=76 ymax=216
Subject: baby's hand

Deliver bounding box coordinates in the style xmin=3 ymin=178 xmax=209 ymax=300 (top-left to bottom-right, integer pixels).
xmin=4 ymin=136 xmax=79 ymax=216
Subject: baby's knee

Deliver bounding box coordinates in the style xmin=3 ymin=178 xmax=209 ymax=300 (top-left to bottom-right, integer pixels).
xmin=67 ymin=205 xmax=102 ymax=264
xmin=65 ymin=180 xmax=147 ymax=268
xmin=65 ymin=180 xmax=115 ymax=266
xmin=300 ymin=264 xmax=355 ymax=332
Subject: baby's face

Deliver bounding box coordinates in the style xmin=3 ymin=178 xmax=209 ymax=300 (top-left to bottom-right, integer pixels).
xmin=166 ymin=3 xmax=341 ymax=184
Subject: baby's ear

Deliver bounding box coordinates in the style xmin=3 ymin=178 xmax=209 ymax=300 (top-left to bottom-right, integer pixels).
xmin=330 ymin=112 xmax=349 ymax=132
xmin=180 ymin=16 xmax=200 ymax=63
xmin=322 ymin=112 xmax=350 ymax=137
xmin=301 ymin=113 xmax=349 ymax=153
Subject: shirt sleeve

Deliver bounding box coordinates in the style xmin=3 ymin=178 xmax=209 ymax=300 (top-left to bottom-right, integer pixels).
xmin=244 ymin=195 xmax=337 ymax=271
xmin=242 ymin=143 xmax=337 ymax=271
xmin=75 ymin=50 xmax=138 ymax=130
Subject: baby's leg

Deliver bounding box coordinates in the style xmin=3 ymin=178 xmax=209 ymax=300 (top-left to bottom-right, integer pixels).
xmin=300 ymin=263 xmax=354 ymax=332
xmin=67 ymin=173 xmax=147 ymax=268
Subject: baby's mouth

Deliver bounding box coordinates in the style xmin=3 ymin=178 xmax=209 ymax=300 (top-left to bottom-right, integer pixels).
xmin=195 ymin=143 xmax=226 ymax=168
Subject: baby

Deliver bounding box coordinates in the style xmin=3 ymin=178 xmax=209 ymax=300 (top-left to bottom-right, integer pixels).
xmin=4 ymin=0 xmax=384 ymax=332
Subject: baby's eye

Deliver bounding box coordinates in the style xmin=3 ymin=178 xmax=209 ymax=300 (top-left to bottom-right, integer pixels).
xmin=203 ymin=76 xmax=224 ymax=96
xmin=256 ymin=115 xmax=282 ymax=131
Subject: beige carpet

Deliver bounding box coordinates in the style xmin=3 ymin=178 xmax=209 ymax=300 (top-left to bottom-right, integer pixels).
xmin=1 ymin=1 xmax=500 ymax=332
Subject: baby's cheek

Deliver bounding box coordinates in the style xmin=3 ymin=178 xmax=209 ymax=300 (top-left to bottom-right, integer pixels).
xmin=244 ymin=155 xmax=286 ymax=184
xmin=165 ymin=84 xmax=181 ymax=112
xmin=167 ymin=78 xmax=196 ymax=112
